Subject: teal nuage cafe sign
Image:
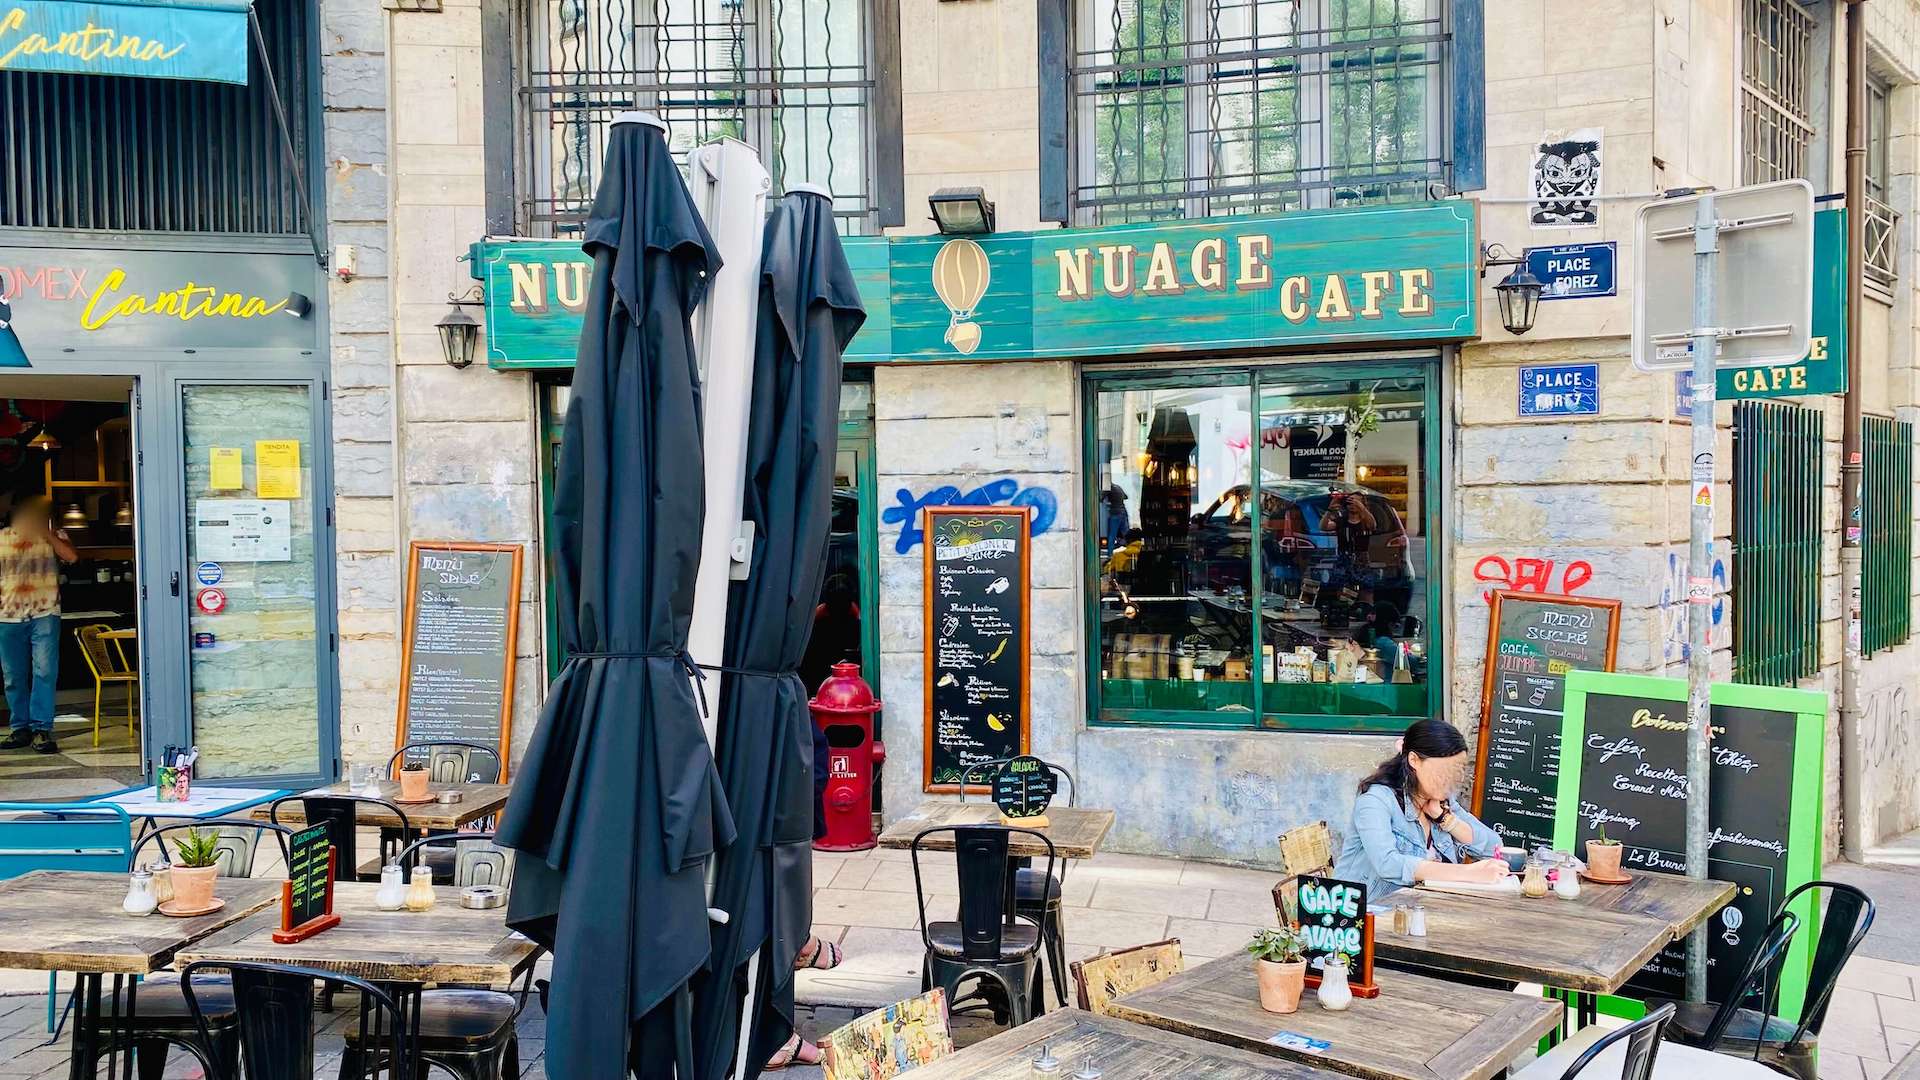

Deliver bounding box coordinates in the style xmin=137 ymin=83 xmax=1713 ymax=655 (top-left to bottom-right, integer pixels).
xmin=470 ymin=202 xmax=1479 ymax=370
xmin=0 ymin=0 xmax=251 ymax=83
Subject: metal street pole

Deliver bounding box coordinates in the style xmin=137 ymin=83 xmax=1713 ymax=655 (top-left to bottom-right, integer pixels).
xmin=1684 ymin=193 xmax=1718 ymax=1003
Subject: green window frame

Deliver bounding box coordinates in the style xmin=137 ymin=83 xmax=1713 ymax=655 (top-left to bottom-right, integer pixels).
xmin=1082 ymin=357 xmax=1443 ymax=734
xmin=1731 ymin=400 xmax=1824 ymax=686
xmin=1862 ymin=415 xmax=1914 ymax=655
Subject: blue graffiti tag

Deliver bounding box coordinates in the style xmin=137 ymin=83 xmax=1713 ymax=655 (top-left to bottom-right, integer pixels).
xmin=882 ymin=479 xmax=1058 ymax=553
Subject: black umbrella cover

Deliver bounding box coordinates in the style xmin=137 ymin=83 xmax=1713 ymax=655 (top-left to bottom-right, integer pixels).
xmin=495 ymin=118 xmax=735 ymax=1080
xmin=689 ymin=189 xmax=866 ymax=1080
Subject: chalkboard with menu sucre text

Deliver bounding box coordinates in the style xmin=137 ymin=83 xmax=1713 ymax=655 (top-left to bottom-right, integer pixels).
xmin=397 ymin=541 xmax=524 ymax=779
xmin=923 ymin=507 xmax=1030 ymax=792
xmin=1554 ymin=671 xmax=1825 ymax=1012
xmin=1472 ymin=591 xmax=1620 ymax=854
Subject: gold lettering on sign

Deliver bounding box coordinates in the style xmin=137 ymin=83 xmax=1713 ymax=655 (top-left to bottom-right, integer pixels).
xmin=1315 ymin=274 xmax=1353 ymax=321
xmin=1140 ymin=242 xmax=1183 ymax=295
xmin=1400 ymin=268 xmax=1434 ymax=315
xmin=1631 ymin=708 xmax=1686 ymax=732
xmin=79 ymin=269 xmax=287 ymax=331
xmin=508 ymin=263 xmax=548 ymax=314
xmin=0 ymin=7 xmax=189 ymax=69
xmin=1098 ymin=245 xmax=1136 ymax=298
xmin=1056 ymin=249 xmax=1093 ymax=301
xmin=1279 ymin=276 xmax=1310 ymax=323
xmin=1190 ymin=238 xmax=1225 ymax=292
xmin=1360 ymin=270 xmax=1394 ymax=319
xmin=1235 ymin=235 xmax=1272 ymax=289
xmin=553 ymin=262 xmax=590 ymax=312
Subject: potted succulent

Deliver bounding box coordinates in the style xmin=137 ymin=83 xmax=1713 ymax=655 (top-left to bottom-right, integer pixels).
xmin=1247 ymin=926 xmax=1308 ymax=1014
xmin=170 ymin=827 xmax=222 ymax=911
xmin=399 ymin=761 xmax=430 ymax=802
xmin=1586 ymin=824 xmax=1624 ymax=880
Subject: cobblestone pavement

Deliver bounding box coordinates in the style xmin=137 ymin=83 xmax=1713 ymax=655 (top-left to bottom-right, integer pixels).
xmin=0 ymin=848 xmax=1910 ymax=1079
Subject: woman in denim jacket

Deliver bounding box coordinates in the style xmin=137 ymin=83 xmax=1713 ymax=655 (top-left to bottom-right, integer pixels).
xmin=1333 ymin=719 xmax=1510 ymax=897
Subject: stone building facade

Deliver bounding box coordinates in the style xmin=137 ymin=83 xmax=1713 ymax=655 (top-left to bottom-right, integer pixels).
xmin=323 ymin=0 xmax=1920 ymax=866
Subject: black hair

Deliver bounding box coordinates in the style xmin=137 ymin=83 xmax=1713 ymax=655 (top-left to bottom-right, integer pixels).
xmin=1355 ymin=718 xmax=1470 ymax=810
xmin=1124 ymin=528 xmax=1144 ymax=542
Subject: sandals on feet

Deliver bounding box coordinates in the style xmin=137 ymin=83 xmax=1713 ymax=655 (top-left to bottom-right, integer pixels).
xmin=765 ymin=1034 xmax=822 ymax=1070
xmin=794 ymin=935 xmax=843 ymax=971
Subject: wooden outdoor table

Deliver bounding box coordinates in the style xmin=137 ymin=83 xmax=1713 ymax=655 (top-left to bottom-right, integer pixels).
xmin=1568 ymin=870 xmax=1738 ymax=938
xmin=0 ymin=870 xmax=281 ymax=1080
xmin=907 ymin=1009 xmax=1350 ymax=1080
xmin=1106 ymin=954 xmax=1562 ymax=1080
xmin=253 ymin=781 xmax=511 ymax=832
xmin=876 ymin=801 xmax=1116 ymax=859
xmin=178 ymin=881 xmax=537 ymax=985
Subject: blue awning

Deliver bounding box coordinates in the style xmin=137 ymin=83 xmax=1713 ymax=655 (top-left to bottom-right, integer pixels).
xmin=0 ymin=0 xmax=251 ymax=84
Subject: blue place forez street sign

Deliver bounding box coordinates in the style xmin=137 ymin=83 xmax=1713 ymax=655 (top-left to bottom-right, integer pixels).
xmin=1525 ymin=242 xmax=1617 ymax=301
xmin=1518 ymin=364 xmax=1600 ymax=417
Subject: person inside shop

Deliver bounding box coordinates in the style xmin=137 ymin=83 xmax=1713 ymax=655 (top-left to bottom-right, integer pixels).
xmin=0 ymin=496 xmax=77 ymax=753
xmin=1104 ymin=528 xmax=1145 ymax=579
xmin=1333 ymin=718 xmax=1508 ymax=896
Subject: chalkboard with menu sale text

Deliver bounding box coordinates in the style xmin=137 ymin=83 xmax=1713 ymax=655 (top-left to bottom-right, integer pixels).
xmin=923 ymin=507 xmax=1030 ymax=792
xmin=397 ymin=541 xmax=523 ymax=779
xmin=1554 ymin=671 xmax=1825 ymax=1012
xmin=1472 ymin=591 xmax=1620 ymax=854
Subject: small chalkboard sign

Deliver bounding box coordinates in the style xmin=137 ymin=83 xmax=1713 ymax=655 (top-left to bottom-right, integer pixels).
xmin=1295 ymin=874 xmax=1379 ymax=998
xmin=397 ymin=541 xmax=524 ymax=779
xmin=993 ymin=755 xmax=1056 ymax=824
xmin=275 ymin=822 xmax=340 ymax=943
xmin=1554 ymin=671 xmax=1825 ymax=1012
xmin=1473 ymin=591 xmax=1620 ymax=854
xmin=923 ymin=506 xmax=1031 ymax=792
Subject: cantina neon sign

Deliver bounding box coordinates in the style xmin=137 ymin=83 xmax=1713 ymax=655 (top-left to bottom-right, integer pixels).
xmin=80 ymin=268 xmax=287 ymax=329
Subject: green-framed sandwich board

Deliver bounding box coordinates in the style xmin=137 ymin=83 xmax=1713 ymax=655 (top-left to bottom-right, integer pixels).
xmin=1554 ymin=670 xmax=1826 ymax=1018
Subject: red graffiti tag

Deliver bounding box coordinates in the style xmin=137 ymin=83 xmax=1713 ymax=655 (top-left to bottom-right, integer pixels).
xmin=1473 ymin=555 xmax=1594 ymax=603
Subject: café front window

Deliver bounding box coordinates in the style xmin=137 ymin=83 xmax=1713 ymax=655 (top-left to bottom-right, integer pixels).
xmin=1089 ymin=364 xmax=1436 ymax=732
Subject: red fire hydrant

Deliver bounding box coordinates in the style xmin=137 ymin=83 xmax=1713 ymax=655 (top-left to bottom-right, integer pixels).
xmin=811 ymin=661 xmax=884 ymax=852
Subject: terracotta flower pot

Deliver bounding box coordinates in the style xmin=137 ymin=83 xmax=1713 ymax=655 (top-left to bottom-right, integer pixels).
xmin=399 ymin=768 xmax=429 ymax=801
xmin=171 ymin=865 xmax=219 ymax=911
xmin=1255 ymin=958 xmax=1307 ymax=1014
xmin=1586 ymin=840 xmax=1624 ymax=879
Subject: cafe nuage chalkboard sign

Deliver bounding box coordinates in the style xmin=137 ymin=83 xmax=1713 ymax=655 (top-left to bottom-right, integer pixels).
xmin=397 ymin=541 xmax=524 ymax=777
xmin=1472 ymin=591 xmax=1621 ymax=854
xmin=923 ymin=506 xmax=1031 ymax=792
xmin=1554 ymin=671 xmax=1825 ymax=1009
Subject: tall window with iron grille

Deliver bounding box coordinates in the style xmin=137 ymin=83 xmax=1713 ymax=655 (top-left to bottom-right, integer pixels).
xmin=1864 ymin=73 xmax=1899 ymax=297
xmin=1066 ymin=0 xmax=1448 ymax=226
xmin=1739 ymin=0 xmax=1816 ymax=186
xmin=514 ymin=0 xmax=892 ymax=236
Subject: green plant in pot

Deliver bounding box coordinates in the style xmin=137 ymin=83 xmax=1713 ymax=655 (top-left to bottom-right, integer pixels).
xmin=399 ymin=761 xmax=430 ymax=801
xmin=1586 ymin=823 xmax=1624 ymax=880
xmin=1248 ymin=925 xmax=1308 ymax=1014
xmin=170 ymin=827 xmax=223 ymax=911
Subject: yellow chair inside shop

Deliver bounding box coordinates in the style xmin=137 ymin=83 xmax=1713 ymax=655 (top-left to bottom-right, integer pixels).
xmin=75 ymin=624 xmax=138 ymax=747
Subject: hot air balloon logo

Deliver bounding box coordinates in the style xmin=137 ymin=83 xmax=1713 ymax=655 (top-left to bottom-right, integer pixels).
xmin=932 ymin=238 xmax=991 ymax=355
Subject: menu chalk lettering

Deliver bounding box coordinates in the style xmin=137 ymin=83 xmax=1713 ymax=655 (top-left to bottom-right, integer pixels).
xmin=1295 ymin=874 xmax=1380 ymax=997
xmin=923 ymin=507 xmax=1030 ymax=791
xmin=993 ymin=755 xmax=1056 ymax=820
xmin=1473 ymin=592 xmax=1620 ymax=853
xmin=275 ymin=822 xmax=340 ymax=942
xmin=1554 ymin=672 xmax=1825 ymax=1011
xmin=397 ymin=541 xmax=523 ymax=778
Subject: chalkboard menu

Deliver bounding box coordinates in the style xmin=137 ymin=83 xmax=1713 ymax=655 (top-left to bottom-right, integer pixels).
xmin=397 ymin=541 xmax=524 ymax=777
xmin=1554 ymin=671 xmax=1825 ymax=1010
xmin=923 ymin=507 xmax=1030 ymax=792
xmin=1472 ymin=591 xmax=1620 ymax=854
xmin=993 ymin=755 xmax=1056 ymax=820
xmin=1296 ymin=875 xmax=1366 ymax=971
xmin=275 ymin=822 xmax=339 ymax=942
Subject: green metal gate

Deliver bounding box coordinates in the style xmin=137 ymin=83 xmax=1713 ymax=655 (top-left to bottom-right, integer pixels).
xmin=1862 ymin=414 xmax=1914 ymax=655
xmin=1732 ymin=400 xmax=1824 ymax=686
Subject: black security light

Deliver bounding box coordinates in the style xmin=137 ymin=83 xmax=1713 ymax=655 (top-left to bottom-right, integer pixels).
xmin=929 ymin=187 xmax=997 ymax=235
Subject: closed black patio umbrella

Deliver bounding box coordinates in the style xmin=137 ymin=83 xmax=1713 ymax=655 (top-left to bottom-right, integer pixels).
xmin=495 ymin=112 xmax=734 ymax=1080
xmin=689 ymin=186 xmax=865 ymax=1080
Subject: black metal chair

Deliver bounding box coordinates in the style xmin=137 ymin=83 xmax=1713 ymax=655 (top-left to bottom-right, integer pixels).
xmin=960 ymin=758 xmax=1077 ymax=1006
xmin=913 ymin=824 xmax=1055 ymax=1029
xmin=1651 ymin=881 xmax=1872 ymax=1080
xmin=269 ymin=793 xmax=416 ymax=884
xmin=1514 ymin=1003 xmax=1678 ymax=1080
xmin=336 ymin=832 xmax=534 ymax=1080
xmin=180 ymin=960 xmax=415 ymax=1080
xmin=1642 ymin=904 xmax=1800 ymax=1061
xmin=79 ymin=821 xmax=297 ymax=1080
xmin=386 ymin=741 xmax=503 ymax=784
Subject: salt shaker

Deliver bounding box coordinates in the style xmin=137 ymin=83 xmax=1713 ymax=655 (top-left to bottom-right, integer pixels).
xmin=1554 ymin=867 xmax=1582 ymax=900
xmin=1029 ymin=1044 xmax=1062 ymax=1078
xmin=1407 ymin=902 xmax=1428 ymax=937
xmin=122 ymin=869 xmax=158 ymax=916
xmin=404 ymin=870 xmax=437 ymax=912
xmin=375 ymin=864 xmax=407 ymax=911
xmin=1072 ymin=1061 xmax=1103 ymax=1080
xmin=149 ymin=859 xmax=175 ymax=904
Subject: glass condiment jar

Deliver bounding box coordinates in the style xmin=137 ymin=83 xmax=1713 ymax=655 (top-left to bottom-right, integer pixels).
xmin=1521 ymin=858 xmax=1550 ymax=898
xmin=1072 ymin=1061 xmax=1103 ymax=1080
xmin=404 ymin=870 xmax=436 ymax=912
xmin=375 ymin=864 xmax=407 ymax=911
xmin=122 ymin=869 xmax=158 ymax=916
xmin=1317 ymin=959 xmax=1353 ymax=1011
xmin=1391 ymin=904 xmax=1409 ymax=935
xmin=149 ymin=859 xmax=175 ymax=904
xmin=1554 ymin=866 xmax=1583 ymax=900
xmin=1407 ymin=902 xmax=1428 ymax=937
xmin=1030 ymin=1044 xmax=1062 ymax=1078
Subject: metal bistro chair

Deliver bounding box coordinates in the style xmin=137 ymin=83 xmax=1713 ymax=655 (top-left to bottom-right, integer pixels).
xmin=0 ymin=801 xmax=133 ymax=1033
xmin=1645 ymin=905 xmax=1802 ymax=1056
xmin=959 ymin=758 xmax=1077 ymax=1006
xmin=1651 ymin=882 xmax=1872 ymax=1080
xmin=338 ymin=833 xmax=531 ymax=1080
xmin=387 ymin=741 xmax=503 ymax=882
xmin=269 ymin=793 xmax=417 ymax=884
xmin=75 ymin=623 xmax=138 ymax=747
xmin=81 ymin=821 xmax=296 ymax=1080
xmin=180 ymin=960 xmax=417 ymax=1080
xmin=1514 ymin=1003 xmax=1679 ymax=1080
xmin=913 ymin=824 xmax=1055 ymax=1030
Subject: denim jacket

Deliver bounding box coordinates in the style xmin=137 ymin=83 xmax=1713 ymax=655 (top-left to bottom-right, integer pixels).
xmin=1332 ymin=783 xmax=1501 ymax=898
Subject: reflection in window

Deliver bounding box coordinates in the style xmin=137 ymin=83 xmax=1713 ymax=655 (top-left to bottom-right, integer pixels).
xmin=1093 ymin=368 xmax=1432 ymax=730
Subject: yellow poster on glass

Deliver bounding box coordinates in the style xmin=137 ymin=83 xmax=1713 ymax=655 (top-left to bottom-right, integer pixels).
xmin=256 ymin=439 xmax=301 ymax=499
xmin=209 ymin=447 xmax=244 ymax=491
